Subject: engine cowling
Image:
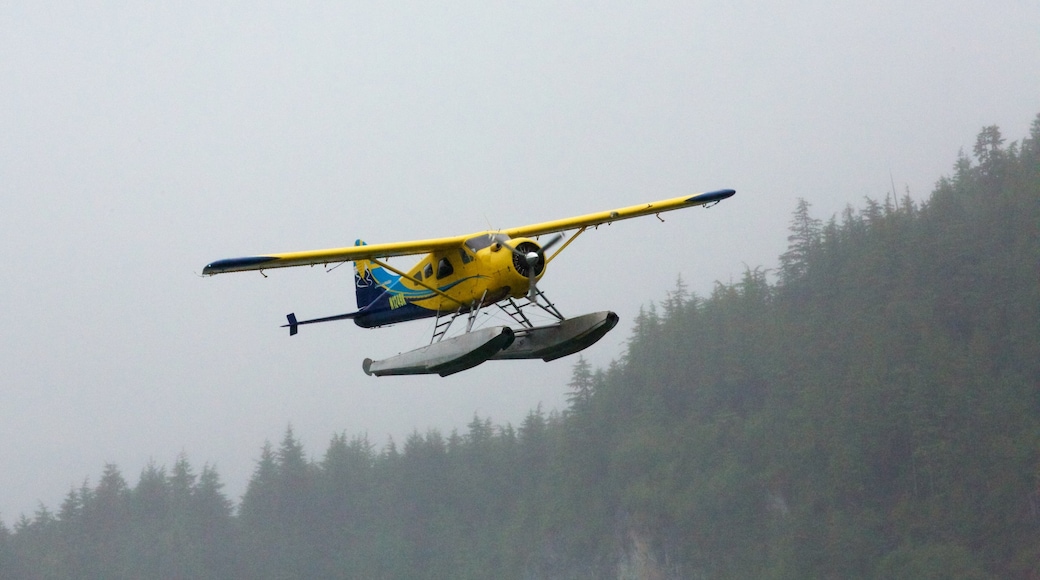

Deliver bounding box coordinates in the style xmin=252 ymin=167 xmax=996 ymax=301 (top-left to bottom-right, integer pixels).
xmin=510 ymin=241 xmax=544 ymax=278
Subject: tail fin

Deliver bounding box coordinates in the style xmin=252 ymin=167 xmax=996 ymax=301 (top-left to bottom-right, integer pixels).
xmin=353 ymin=239 xmax=399 ymax=310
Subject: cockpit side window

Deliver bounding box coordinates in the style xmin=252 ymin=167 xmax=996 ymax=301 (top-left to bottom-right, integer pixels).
xmin=436 ymin=257 xmax=454 ymax=279
xmin=458 ymin=248 xmax=473 ymax=264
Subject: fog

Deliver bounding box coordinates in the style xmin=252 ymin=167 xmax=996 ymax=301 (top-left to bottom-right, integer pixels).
xmin=1 ymin=1 xmax=1037 ymax=522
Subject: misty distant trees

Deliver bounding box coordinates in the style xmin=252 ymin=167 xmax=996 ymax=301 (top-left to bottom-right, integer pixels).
xmin=3 ymin=114 xmax=1039 ymax=578
xmin=779 ymin=197 xmax=821 ymax=283
xmin=2 ymin=456 xmax=233 ymax=579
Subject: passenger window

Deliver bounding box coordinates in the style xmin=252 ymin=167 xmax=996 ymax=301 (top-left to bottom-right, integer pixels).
xmin=424 ymin=263 xmax=434 ymax=279
xmin=437 ymin=257 xmax=454 ymax=279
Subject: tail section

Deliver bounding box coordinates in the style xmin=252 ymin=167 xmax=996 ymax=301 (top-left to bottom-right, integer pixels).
xmin=351 ymin=239 xmax=438 ymax=328
xmin=280 ymin=240 xmax=418 ymax=335
xmin=353 ymin=239 xmax=400 ymax=311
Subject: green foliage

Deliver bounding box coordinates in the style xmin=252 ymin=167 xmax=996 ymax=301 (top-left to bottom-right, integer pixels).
xmin=5 ymin=457 xmax=233 ymax=579
xmin=7 ymin=115 xmax=1040 ymax=578
xmin=780 ymin=197 xmax=822 ymax=283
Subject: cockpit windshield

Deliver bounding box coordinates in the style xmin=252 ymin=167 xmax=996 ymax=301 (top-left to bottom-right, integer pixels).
xmin=464 ymin=233 xmax=510 ymax=253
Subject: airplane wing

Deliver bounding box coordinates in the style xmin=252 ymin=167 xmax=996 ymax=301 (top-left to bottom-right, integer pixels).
xmin=202 ymin=236 xmax=468 ymax=275
xmin=501 ymin=189 xmax=735 ymax=238
xmin=202 ymin=189 xmax=734 ymax=275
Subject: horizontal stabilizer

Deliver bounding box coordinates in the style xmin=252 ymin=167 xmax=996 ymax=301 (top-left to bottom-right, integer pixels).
xmin=282 ymin=311 xmax=361 ymax=336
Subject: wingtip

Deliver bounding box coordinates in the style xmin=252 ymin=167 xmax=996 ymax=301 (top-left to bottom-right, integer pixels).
xmin=687 ymin=189 xmax=736 ymax=204
xmin=200 ymin=256 xmax=278 ymax=275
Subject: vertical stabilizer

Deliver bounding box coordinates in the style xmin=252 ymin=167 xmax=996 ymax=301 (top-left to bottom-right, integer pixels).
xmin=353 ymin=239 xmax=399 ymax=311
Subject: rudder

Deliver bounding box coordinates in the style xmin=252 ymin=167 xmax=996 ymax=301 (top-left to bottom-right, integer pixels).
xmin=353 ymin=239 xmax=399 ymax=311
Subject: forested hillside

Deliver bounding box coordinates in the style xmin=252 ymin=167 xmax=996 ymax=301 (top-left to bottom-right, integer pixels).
xmin=3 ymin=116 xmax=1039 ymax=579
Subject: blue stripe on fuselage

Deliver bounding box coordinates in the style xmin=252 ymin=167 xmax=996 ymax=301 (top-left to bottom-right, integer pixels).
xmin=354 ymin=267 xmax=485 ymax=328
xmin=354 ymin=301 xmax=435 ymax=328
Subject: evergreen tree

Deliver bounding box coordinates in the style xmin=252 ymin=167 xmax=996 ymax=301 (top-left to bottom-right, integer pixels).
xmin=779 ymin=197 xmax=822 ymax=283
xmin=0 ymin=518 xmax=14 ymax=579
xmin=565 ymin=356 xmax=594 ymax=413
xmin=973 ymin=124 xmax=1005 ymax=172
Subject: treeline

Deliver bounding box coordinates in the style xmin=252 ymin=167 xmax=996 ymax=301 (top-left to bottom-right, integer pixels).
xmin=3 ymin=115 xmax=1039 ymax=578
xmin=579 ymin=116 xmax=1040 ymax=578
xmin=1 ymin=458 xmax=234 ymax=579
xmin=1 ymin=415 xmax=607 ymax=579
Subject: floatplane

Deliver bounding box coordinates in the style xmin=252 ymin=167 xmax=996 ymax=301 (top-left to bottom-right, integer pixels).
xmin=203 ymin=189 xmax=734 ymax=376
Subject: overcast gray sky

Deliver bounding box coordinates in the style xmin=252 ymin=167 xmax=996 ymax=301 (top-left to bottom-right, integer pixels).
xmin=2 ymin=1 xmax=1038 ymax=522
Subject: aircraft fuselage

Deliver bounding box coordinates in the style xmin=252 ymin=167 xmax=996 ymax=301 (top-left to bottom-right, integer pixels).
xmin=352 ymin=234 xmax=546 ymax=328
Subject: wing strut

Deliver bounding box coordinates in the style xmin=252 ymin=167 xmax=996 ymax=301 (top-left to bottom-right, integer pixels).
xmin=544 ymin=226 xmax=587 ymax=266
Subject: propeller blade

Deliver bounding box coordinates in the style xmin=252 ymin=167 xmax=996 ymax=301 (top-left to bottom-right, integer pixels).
xmin=527 ymin=235 xmax=562 ymax=302
xmin=541 ymin=233 xmax=564 ymax=253
xmin=499 ymin=240 xmax=524 ymax=259
xmin=515 ymin=248 xmax=534 ymax=302
xmin=527 ymin=268 xmax=539 ymax=302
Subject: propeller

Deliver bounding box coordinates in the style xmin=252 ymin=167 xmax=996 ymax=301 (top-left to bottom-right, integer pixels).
xmin=500 ymin=234 xmax=564 ymax=302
